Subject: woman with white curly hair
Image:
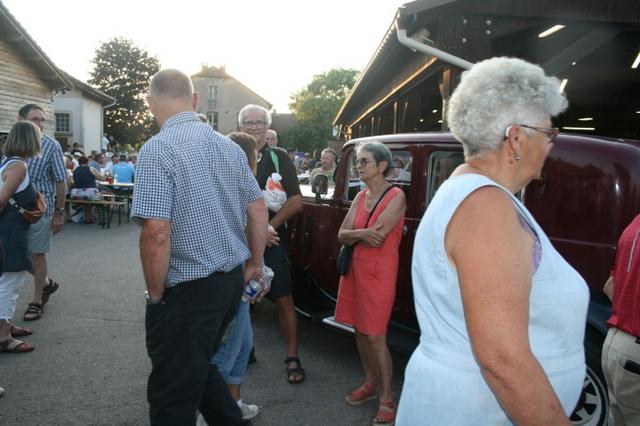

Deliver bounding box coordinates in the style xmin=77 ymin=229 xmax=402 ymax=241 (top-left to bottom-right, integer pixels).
xmin=396 ymin=57 xmax=589 ymax=425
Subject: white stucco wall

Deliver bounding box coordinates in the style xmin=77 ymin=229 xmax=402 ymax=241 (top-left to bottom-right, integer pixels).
xmin=82 ymin=97 xmax=103 ymax=154
xmin=54 ymin=89 xmax=105 ymax=153
xmin=53 ymin=88 xmax=83 ymax=148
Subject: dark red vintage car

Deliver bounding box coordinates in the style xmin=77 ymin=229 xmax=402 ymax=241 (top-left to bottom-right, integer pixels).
xmin=288 ymin=132 xmax=640 ymax=426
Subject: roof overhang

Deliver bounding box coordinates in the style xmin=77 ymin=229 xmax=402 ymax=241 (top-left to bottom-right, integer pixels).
xmin=61 ymin=72 xmax=116 ymax=106
xmin=335 ymin=0 xmax=640 ymax=133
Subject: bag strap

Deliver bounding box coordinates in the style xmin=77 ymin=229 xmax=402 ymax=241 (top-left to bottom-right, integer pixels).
xmin=8 ymin=197 xmax=26 ymax=214
xmin=364 ymin=185 xmax=395 ymax=228
xmin=266 ymin=147 xmax=280 ymax=174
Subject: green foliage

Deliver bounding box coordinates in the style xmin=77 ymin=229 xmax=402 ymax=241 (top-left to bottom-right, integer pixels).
xmin=285 ymin=68 xmax=358 ymax=152
xmin=89 ymin=38 xmax=160 ymax=147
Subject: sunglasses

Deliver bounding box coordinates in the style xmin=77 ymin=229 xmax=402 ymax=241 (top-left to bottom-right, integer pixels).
xmin=356 ymin=158 xmax=375 ymax=168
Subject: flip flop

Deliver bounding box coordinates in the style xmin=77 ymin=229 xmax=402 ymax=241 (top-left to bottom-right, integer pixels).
xmin=0 ymin=339 xmax=34 ymax=353
xmin=10 ymin=324 xmax=33 ymax=337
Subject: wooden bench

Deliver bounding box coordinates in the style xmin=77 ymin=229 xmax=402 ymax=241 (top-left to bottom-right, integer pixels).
xmin=66 ymin=198 xmax=128 ymax=229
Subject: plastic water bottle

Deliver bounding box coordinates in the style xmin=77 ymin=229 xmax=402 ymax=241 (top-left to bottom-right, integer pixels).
xmin=242 ymin=266 xmax=274 ymax=302
xmin=242 ymin=279 xmax=262 ymax=302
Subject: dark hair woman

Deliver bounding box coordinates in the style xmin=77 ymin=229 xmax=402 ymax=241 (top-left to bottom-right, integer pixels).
xmin=71 ymin=156 xmax=100 ymax=223
xmin=335 ymin=140 xmax=407 ymax=426
xmin=0 ymin=121 xmax=42 ymax=355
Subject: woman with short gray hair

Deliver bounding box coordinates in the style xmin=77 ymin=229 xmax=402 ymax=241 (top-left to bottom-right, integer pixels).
xmin=397 ymin=57 xmax=589 ymax=425
xmin=335 ymin=140 xmax=406 ymax=426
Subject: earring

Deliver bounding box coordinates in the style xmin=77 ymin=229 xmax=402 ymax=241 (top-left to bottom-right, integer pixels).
xmin=514 ymin=153 xmax=520 ymax=161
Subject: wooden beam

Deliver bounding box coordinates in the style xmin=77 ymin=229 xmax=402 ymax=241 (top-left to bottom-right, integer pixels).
xmin=465 ymin=0 xmax=640 ymax=24
xmin=542 ymin=27 xmax=620 ymax=75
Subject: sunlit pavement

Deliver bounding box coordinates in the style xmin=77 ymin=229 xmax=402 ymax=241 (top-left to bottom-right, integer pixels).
xmin=1 ymin=222 xmax=407 ymax=425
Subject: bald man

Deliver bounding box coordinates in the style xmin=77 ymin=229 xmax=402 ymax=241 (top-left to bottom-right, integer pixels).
xmin=133 ymin=69 xmax=267 ymax=425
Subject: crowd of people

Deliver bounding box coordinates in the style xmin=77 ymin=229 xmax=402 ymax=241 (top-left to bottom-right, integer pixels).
xmin=0 ymin=58 xmax=638 ymax=426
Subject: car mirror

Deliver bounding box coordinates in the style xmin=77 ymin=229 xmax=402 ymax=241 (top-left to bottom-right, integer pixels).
xmin=312 ymin=174 xmax=329 ymax=196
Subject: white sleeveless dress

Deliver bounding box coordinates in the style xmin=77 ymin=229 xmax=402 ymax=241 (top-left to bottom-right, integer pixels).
xmin=396 ymin=174 xmax=589 ymax=425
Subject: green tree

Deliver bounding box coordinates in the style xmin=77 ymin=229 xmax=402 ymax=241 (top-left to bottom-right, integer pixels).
xmin=89 ymin=38 xmax=160 ymax=148
xmin=284 ymin=68 xmax=359 ymax=153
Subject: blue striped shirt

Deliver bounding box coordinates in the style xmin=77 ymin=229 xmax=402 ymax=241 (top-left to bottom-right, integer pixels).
xmin=131 ymin=112 xmax=263 ymax=286
xmin=26 ymin=134 xmax=66 ymax=217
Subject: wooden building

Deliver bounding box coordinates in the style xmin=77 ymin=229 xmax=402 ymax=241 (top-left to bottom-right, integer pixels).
xmin=334 ymin=0 xmax=640 ymax=140
xmin=0 ymin=1 xmax=72 ymax=136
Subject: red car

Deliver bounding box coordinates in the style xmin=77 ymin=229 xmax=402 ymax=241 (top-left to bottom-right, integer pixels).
xmin=288 ymin=132 xmax=640 ymax=426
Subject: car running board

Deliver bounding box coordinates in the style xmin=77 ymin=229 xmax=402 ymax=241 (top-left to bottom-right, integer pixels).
xmin=322 ymin=316 xmax=355 ymax=334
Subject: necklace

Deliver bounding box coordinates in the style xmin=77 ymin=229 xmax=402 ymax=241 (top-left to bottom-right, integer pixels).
xmin=365 ymin=182 xmax=391 ymax=210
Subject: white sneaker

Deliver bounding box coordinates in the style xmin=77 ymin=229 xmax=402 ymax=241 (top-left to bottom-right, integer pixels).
xmin=239 ymin=402 xmax=259 ymax=420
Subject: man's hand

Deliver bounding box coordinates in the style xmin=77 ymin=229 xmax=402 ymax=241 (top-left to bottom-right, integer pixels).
xmin=243 ymin=259 xmax=264 ymax=285
xmin=51 ymin=212 xmax=64 ymax=235
xmin=266 ymin=224 xmax=280 ymax=247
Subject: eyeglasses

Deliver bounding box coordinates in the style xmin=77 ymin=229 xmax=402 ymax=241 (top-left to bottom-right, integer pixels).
xmin=521 ymin=125 xmax=559 ymax=142
xmin=356 ymin=158 xmax=375 ymax=168
xmin=505 ymin=124 xmax=559 ymax=143
xmin=242 ymin=120 xmax=266 ymax=128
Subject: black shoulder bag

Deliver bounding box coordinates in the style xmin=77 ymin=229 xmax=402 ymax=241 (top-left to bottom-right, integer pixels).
xmin=337 ymin=185 xmax=395 ymax=276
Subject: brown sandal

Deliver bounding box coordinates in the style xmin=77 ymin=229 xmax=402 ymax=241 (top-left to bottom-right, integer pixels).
xmin=0 ymin=338 xmax=34 ymax=353
xmin=345 ymin=383 xmax=378 ymax=406
xmin=23 ymin=303 xmax=43 ymax=321
xmin=372 ymin=400 xmax=396 ymax=426
xmin=10 ymin=324 xmax=33 ymax=337
xmin=42 ymin=278 xmax=60 ymax=306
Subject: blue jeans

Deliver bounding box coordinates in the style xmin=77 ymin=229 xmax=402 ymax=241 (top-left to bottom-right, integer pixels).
xmin=211 ymin=300 xmax=252 ymax=385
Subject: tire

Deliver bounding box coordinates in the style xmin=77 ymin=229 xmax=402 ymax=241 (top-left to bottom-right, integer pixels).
xmin=570 ymin=327 xmax=609 ymax=425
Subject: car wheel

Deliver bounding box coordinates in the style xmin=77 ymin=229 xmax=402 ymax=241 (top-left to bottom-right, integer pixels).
xmin=570 ymin=327 xmax=609 ymax=425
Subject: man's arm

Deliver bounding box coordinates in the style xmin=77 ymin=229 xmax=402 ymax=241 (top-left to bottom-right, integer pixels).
xmin=51 ymin=180 xmax=66 ymax=234
xmin=269 ymin=150 xmax=302 ymax=230
xmin=244 ymin=198 xmax=268 ymax=284
xmin=269 ymin=194 xmax=302 ymax=230
xmin=139 ymin=219 xmax=171 ymax=302
xmin=51 ymin=139 xmax=68 ymax=234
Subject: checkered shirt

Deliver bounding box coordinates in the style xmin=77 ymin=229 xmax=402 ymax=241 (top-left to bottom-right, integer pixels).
xmin=27 ymin=134 xmax=66 ymax=218
xmin=131 ymin=112 xmax=263 ymax=286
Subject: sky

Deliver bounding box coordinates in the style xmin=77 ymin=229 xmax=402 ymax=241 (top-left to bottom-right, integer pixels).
xmin=4 ymin=0 xmax=407 ymax=113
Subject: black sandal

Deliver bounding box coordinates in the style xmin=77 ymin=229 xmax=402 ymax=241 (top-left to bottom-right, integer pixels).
xmin=42 ymin=278 xmax=60 ymax=306
xmin=23 ymin=303 xmax=43 ymax=321
xmin=284 ymin=356 xmax=306 ymax=385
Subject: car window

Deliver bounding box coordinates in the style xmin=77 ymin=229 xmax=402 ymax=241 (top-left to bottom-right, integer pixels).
xmin=426 ymin=151 xmax=465 ymax=202
xmin=344 ymin=149 xmax=414 ymax=202
xmin=345 ymin=150 xmax=364 ymax=201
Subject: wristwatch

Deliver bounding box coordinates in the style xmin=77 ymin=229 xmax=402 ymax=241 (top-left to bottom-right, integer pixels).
xmin=54 ymin=208 xmax=65 ymax=214
xmin=145 ymin=290 xmax=163 ymax=305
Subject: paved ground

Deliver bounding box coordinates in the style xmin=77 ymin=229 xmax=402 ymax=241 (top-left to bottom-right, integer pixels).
xmin=1 ymin=222 xmax=408 ymax=425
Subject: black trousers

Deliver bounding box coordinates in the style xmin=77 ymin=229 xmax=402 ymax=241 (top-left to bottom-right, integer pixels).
xmin=145 ymin=267 xmax=243 ymax=426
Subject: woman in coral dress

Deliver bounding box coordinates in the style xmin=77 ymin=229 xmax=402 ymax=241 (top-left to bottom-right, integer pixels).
xmin=335 ymin=141 xmax=406 ymax=426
